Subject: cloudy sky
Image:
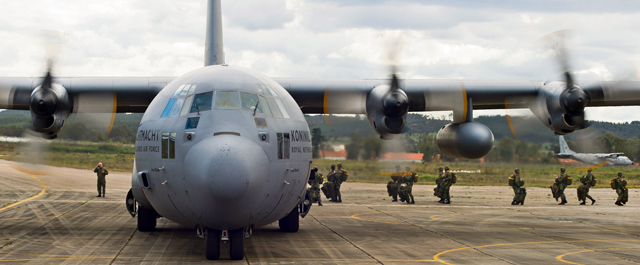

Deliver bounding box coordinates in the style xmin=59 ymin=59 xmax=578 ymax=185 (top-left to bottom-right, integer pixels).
xmin=2 ymin=0 xmax=640 ymax=121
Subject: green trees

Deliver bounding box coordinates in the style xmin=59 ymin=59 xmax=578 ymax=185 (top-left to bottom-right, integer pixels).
xmin=311 ymin=128 xmax=325 ymax=159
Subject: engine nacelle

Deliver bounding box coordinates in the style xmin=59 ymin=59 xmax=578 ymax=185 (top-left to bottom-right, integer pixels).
xmin=29 ymin=83 xmax=71 ymax=139
xmin=530 ymin=81 xmax=588 ymax=135
xmin=365 ymin=83 xmax=409 ymax=139
xmin=436 ymin=122 xmax=494 ymax=159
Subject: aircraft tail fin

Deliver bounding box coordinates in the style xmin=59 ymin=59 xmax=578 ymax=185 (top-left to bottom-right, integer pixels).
xmin=558 ymin=136 xmax=575 ymax=154
xmin=204 ymin=0 xmax=224 ymax=66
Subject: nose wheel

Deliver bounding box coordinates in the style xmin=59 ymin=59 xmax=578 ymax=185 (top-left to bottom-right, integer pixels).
xmin=205 ymin=228 xmax=221 ymax=260
xmin=204 ymin=227 xmax=245 ymax=260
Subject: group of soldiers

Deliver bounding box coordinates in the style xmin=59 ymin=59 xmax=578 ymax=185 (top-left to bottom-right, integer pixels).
xmin=512 ymin=167 xmax=629 ymax=206
xmin=309 ymin=164 xmax=631 ymax=207
xmin=307 ymin=163 xmax=348 ymax=205
xmin=386 ymin=165 xmax=419 ymax=204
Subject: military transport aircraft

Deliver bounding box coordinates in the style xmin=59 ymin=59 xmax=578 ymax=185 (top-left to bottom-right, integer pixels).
xmin=1 ymin=0 xmax=640 ymax=261
xmin=557 ymin=135 xmax=634 ymax=166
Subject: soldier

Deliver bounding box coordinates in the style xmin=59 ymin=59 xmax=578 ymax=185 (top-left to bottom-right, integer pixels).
xmin=614 ymin=172 xmax=628 ymax=206
xmin=441 ymin=166 xmax=455 ymax=204
xmin=578 ymin=168 xmax=596 ymax=205
xmin=509 ymin=168 xmax=526 ymax=205
xmin=387 ymin=165 xmax=401 ymax=202
xmin=322 ymin=164 xmax=336 ymax=200
xmin=332 ymin=163 xmax=348 ymax=203
xmin=554 ymin=167 xmax=570 ymax=205
xmin=307 ymin=167 xmax=323 ymax=206
xmin=401 ymin=166 xmax=417 ymax=204
xmin=435 ymin=167 xmax=445 ymax=203
xmin=94 ymin=162 xmax=108 ymax=197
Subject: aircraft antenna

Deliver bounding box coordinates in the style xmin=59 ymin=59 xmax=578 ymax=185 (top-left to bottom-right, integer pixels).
xmin=204 ymin=0 xmax=224 ymax=66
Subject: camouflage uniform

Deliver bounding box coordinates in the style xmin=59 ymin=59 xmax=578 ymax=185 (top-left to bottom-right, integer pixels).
xmin=509 ymin=169 xmax=526 ymax=205
xmin=552 ymin=168 xmax=569 ymax=205
xmin=307 ymin=167 xmax=323 ymax=206
xmin=332 ymin=164 xmax=348 ymax=203
xmin=322 ymin=165 xmax=336 ymax=199
xmin=614 ymin=172 xmax=628 ymax=206
xmin=435 ymin=167 xmax=444 ymax=203
xmin=387 ymin=165 xmax=401 ymax=202
xmin=578 ymin=170 xmax=596 ymax=205
xmin=401 ymin=167 xmax=417 ymax=204
xmin=441 ymin=166 xmax=453 ymax=204
xmin=94 ymin=164 xmax=108 ymax=197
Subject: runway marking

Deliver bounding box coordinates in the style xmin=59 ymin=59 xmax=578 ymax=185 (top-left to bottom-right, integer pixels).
xmin=556 ymin=247 xmax=640 ymax=265
xmin=0 ymin=167 xmax=46 ymax=212
xmin=433 ymin=239 xmax=640 ymax=265
xmin=0 ymin=214 xmax=130 ymax=221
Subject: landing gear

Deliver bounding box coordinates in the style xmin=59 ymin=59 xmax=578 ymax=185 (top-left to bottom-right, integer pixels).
xmin=137 ymin=205 xmax=157 ymax=232
xmin=205 ymin=228 xmax=221 ymax=260
xmin=279 ymin=207 xmax=299 ymax=232
xmin=229 ymin=228 xmax=244 ymax=260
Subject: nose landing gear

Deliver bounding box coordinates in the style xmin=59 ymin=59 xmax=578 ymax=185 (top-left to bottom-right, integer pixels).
xmin=202 ymin=226 xmax=247 ymax=260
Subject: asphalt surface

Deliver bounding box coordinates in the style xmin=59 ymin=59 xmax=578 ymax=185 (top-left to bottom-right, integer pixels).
xmin=1 ymin=159 xmax=639 ymax=264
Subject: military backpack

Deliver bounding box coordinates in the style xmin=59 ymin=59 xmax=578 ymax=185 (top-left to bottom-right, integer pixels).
xmin=565 ymin=175 xmax=572 ymax=185
xmin=508 ymin=175 xmax=515 ymax=186
xmin=590 ymin=177 xmax=596 ymax=187
xmin=340 ymin=170 xmax=349 ymax=181
xmin=451 ymin=173 xmax=457 ymax=184
xmin=610 ymin=178 xmax=617 ymax=189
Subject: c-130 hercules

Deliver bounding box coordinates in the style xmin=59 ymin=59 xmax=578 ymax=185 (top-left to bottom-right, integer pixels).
xmin=1 ymin=0 xmax=640 ymax=261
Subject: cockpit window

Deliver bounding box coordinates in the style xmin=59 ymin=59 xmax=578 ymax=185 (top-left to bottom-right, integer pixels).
xmin=240 ymin=92 xmax=262 ymax=113
xmin=265 ymin=84 xmax=279 ymax=96
xmin=274 ymin=99 xmax=290 ymax=119
xmin=168 ymin=98 xmax=185 ymax=118
xmin=215 ymin=91 xmax=240 ymax=110
xmin=180 ymin=95 xmax=193 ymax=116
xmin=161 ymin=98 xmax=177 ymax=118
xmin=267 ymin=98 xmax=283 ymax=118
xmin=190 ymin=92 xmax=213 ymax=113
xmin=174 ymin=84 xmax=197 ymax=97
xmin=259 ymin=95 xmax=272 ymax=116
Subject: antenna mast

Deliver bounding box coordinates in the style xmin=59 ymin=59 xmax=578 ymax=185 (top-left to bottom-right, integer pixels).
xmin=204 ymin=0 xmax=224 ymax=66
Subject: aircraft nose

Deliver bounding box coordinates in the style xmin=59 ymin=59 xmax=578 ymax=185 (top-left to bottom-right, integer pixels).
xmin=185 ymin=135 xmax=269 ymax=201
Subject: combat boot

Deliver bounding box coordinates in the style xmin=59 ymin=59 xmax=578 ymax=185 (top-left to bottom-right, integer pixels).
xmin=615 ymin=201 xmax=623 ymax=206
xmin=520 ymin=199 xmax=524 ymax=205
xmin=591 ymin=199 xmax=596 ymax=205
xmin=559 ymin=199 xmax=566 ymax=205
xmin=318 ymin=202 xmax=323 ymax=206
xmin=410 ymin=200 xmax=415 ymax=204
xmin=337 ymin=197 xmax=342 ymax=203
xmin=580 ymin=201 xmax=586 ymax=205
xmin=511 ymin=200 xmax=517 ymax=205
xmin=444 ymin=199 xmax=451 ymax=204
xmin=437 ymin=199 xmax=444 ymax=203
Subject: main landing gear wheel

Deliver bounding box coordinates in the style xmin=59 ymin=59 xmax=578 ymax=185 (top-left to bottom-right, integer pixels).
xmin=205 ymin=228 xmax=221 ymax=260
xmin=137 ymin=205 xmax=157 ymax=232
xmin=229 ymin=228 xmax=244 ymax=260
xmin=278 ymin=207 xmax=299 ymax=232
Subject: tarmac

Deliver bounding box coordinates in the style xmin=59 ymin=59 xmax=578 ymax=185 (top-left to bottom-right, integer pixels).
xmin=0 ymin=159 xmax=639 ymax=264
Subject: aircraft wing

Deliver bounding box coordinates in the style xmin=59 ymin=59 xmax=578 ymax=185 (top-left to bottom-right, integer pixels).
xmin=0 ymin=77 xmax=172 ymax=113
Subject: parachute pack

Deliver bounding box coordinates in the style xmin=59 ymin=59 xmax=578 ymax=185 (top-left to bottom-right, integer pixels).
xmin=451 ymin=173 xmax=457 ymax=184
xmin=508 ymin=175 xmax=515 ymax=186
xmin=565 ymin=175 xmax=572 ymax=185
xmin=590 ymin=177 xmax=596 ymax=187
xmin=610 ymin=178 xmax=617 ymax=189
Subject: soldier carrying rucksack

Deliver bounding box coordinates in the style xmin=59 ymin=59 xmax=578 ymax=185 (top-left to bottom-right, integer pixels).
xmin=440 ymin=166 xmax=456 ymax=204
xmin=612 ymin=172 xmax=628 ymax=206
xmin=435 ymin=167 xmax=445 ymax=202
xmin=400 ymin=166 xmax=417 ymax=204
xmin=551 ymin=167 xmax=571 ymax=205
xmin=577 ymin=168 xmax=596 ymax=205
xmin=321 ymin=164 xmax=336 ymax=200
xmin=387 ymin=165 xmax=402 ymax=202
xmin=331 ymin=163 xmax=348 ymax=203
xmin=509 ymin=168 xmax=526 ymax=205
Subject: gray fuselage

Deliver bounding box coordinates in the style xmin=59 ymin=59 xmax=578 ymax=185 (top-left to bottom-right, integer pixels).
xmin=131 ymin=65 xmax=312 ymax=230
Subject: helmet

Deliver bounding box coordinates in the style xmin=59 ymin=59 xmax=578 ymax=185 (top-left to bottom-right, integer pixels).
xmin=618 ymin=172 xmax=623 ymax=176
xmin=312 ymin=166 xmax=318 ymax=171
xmin=337 ymin=163 xmax=342 ymax=167
xmin=560 ymin=167 xmax=565 ymax=172
xmin=444 ymin=166 xmax=450 ymax=171
xmin=515 ymin=168 xmax=520 ymax=173
xmin=331 ymin=164 xmax=336 ymax=169
xmin=438 ymin=167 xmax=443 ymax=171
xmin=587 ymin=168 xmax=592 ymax=172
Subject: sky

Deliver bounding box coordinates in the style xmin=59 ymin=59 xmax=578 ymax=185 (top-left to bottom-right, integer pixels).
xmin=1 ymin=0 xmax=640 ymax=122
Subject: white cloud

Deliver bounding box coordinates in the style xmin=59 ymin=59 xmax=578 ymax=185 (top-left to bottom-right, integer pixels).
xmin=1 ymin=0 xmax=640 ymax=122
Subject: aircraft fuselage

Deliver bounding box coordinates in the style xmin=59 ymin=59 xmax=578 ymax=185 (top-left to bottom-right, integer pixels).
xmin=131 ymin=65 xmax=312 ymax=230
